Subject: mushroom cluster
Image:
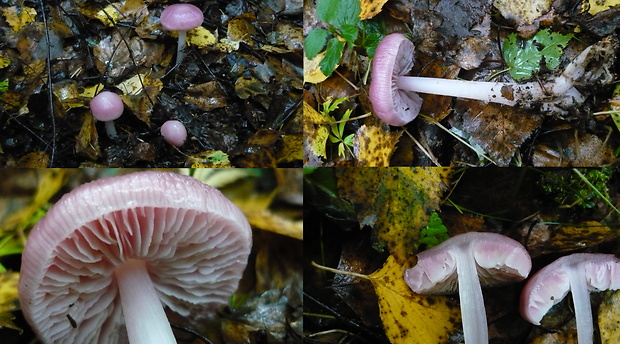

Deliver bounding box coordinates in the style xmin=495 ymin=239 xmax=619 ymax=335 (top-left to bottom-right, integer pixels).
xmin=19 ymin=171 xmax=252 ymax=344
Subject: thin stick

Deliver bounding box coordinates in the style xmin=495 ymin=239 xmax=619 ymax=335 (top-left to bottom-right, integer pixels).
xmin=40 ymin=0 xmax=56 ymax=165
xmin=311 ymin=261 xmax=370 ymax=280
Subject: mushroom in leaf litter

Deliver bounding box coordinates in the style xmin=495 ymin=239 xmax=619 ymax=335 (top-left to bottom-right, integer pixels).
xmin=404 ymin=232 xmax=531 ymax=344
xmin=18 ymin=171 xmax=252 ymax=344
xmin=161 ymin=4 xmax=204 ymax=67
xmin=521 ymin=253 xmax=620 ymax=344
xmin=90 ymin=91 xmax=124 ymax=138
xmin=161 ymin=120 xmax=188 ymax=147
xmin=369 ymin=33 xmax=609 ymax=126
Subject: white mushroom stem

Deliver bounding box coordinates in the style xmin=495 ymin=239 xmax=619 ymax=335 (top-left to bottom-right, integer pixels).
xmin=566 ymin=265 xmax=594 ymax=344
xmin=104 ymin=121 xmax=118 ymax=138
xmin=175 ymin=31 xmax=188 ymax=67
xmin=455 ymin=246 xmax=488 ymax=344
xmin=115 ymin=259 xmax=177 ymax=344
xmin=394 ymin=44 xmax=592 ymax=107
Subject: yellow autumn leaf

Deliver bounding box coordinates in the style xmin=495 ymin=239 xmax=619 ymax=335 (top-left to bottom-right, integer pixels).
xmin=187 ymin=150 xmax=232 ymax=168
xmin=303 ymin=101 xmax=329 ymax=159
xmin=337 ymin=168 xmax=451 ymax=266
xmin=187 ymin=26 xmax=218 ymax=48
xmin=94 ymin=3 xmax=121 ymax=27
xmin=359 ymin=0 xmax=389 ymax=20
xmin=0 ymin=55 xmax=10 ymax=69
xmin=81 ymin=84 xmax=105 ymax=99
xmin=371 ymin=256 xmax=459 ymax=344
xmin=0 ymin=272 xmax=21 ymax=333
xmin=353 ymin=125 xmax=402 ymax=166
xmin=585 ymin=0 xmax=620 ymax=15
xmin=304 ymin=53 xmax=329 ymax=84
xmin=599 ymin=290 xmax=620 ymax=344
xmin=2 ymin=6 xmax=36 ymax=32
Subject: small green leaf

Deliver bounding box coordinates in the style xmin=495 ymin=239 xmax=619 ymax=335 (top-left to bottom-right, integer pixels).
xmin=320 ymin=37 xmax=345 ymax=77
xmin=503 ymin=29 xmax=573 ymax=81
xmin=418 ymin=212 xmax=449 ymax=249
xmin=305 ymin=28 xmax=329 ymax=60
xmin=316 ymin=0 xmax=361 ymax=30
xmin=339 ymin=24 xmax=358 ymax=42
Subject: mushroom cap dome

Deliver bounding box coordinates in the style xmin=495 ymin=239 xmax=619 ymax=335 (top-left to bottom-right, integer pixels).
xmin=90 ymin=91 xmax=124 ymax=121
xmin=161 ymin=120 xmax=187 ymax=147
xmin=161 ymin=4 xmax=204 ymax=32
xmin=18 ymin=171 xmax=252 ymax=343
xmin=369 ymin=33 xmax=423 ymax=126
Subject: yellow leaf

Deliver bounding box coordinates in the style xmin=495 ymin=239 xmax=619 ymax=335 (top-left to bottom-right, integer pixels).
xmin=353 ymin=125 xmax=402 ymax=166
xmin=359 ymin=0 xmax=389 ymax=20
xmin=187 ymin=151 xmax=232 ymax=168
xmin=599 ymin=290 xmax=620 ymax=344
xmin=81 ymin=84 xmax=105 ymax=99
xmin=585 ymin=0 xmax=620 ymax=15
xmin=0 ymin=55 xmax=10 ymax=69
xmin=370 ymin=256 xmax=459 ymax=344
xmin=304 ymin=53 xmax=329 ymax=84
xmin=94 ymin=3 xmax=122 ymax=27
xmin=1 ymin=6 xmax=37 ymax=32
xmin=187 ymin=26 xmax=218 ymax=48
xmin=0 ymin=272 xmax=21 ymax=333
xmin=337 ymin=168 xmax=451 ymax=266
xmin=303 ymin=102 xmax=329 ymax=159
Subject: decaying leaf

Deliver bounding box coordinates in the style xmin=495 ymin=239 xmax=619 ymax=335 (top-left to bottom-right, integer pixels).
xmin=353 ymin=125 xmax=402 ymax=166
xmin=585 ymin=0 xmax=620 ymax=15
xmin=303 ymin=101 xmax=329 ymax=161
xmin=359 ymin=0 xmax=389 ymax=20
xmin=2 ymin=6 xmax=37 ymax=32
xmin=370 ymin=256 xmax=459 ymax=344
xmin=0 ymin=272 xmax=21 ymax=333
xmin=599 ymin=290 xmax=620 ymax=343
xmin=186 ymin=150 xmax=232 ymax=168
xmin=337 ymin=168 xmax=451 ymax=266
xmin=493 ymin=0 xmax=554 ymax=26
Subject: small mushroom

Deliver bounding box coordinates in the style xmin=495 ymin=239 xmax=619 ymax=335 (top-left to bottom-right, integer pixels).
xmin=520 ymin=253 xmax=620 ymax=344
xmin=18 ymin=171 xmax=252 ymax=344
xmin=90 ymin=91 xmax=124 ymax=138
xmin=404 ymin=232 xmax=531 ymax=344
xmin=160 ymin=4 xmax=204 ymax=67
xmin=369 ymin=33 xmax=592 ymax=125
xmin=161 ymin=120 xmax=187 ymax=147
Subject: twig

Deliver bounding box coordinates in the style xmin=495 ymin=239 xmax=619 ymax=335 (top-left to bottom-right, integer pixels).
xmin=40 ymin=0 xmax=56 ymax=165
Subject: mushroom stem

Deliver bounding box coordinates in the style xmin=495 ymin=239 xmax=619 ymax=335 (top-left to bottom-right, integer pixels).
xmin=104 ymin=120 xmax=118 ymax=138
xmin=567 ymin=265 xmax=594 ymax=344
xmin=115 ymin=259 xmax=176 ymax=344
xmin=455 ymin=246 xmax=488 ymax=344
xmin=175 ymin=31 xmax=187 ymax=67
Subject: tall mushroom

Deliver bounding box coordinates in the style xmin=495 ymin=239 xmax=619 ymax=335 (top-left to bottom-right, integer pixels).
xmin=369 ymin=33 xmax=594 ymax=126
xmin=404 ymin=232 xmax=531 ymax=344
xmin=18 ymin=171 xmax=252 ymax=344
xmin=521 ymin=253 xmax=620 ymax=344
xmin=161 ymin=4 xmax=204 ymax=67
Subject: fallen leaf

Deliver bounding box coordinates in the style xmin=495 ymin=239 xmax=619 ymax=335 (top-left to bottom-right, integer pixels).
xmin=370 ymin=256 xmax=459 ymax=344
xmin=494 ymin=0 xmax=553 ymax=26
xmin=353 ymin=125 xmax=402 ymax=166
xmin=2 ymin=6 xmax=37 ymax=32
xmin=359 ymin=0 xmax=389 ymax=20
xmin=337 ymin=168 xmax=451 ymax=266
xmin=304 ymin=53 xmax=329 ymax=84
xmin=585 ymin=0 xmax=620 ymax=15
xmin=186 ymin=150 xmax=232 ymax=168
xmin=187 ymin=26 xmax=218 ymax=48
xmin=599 ymin=290 xmax=620 ymax=344
xmin=0 ymin=272 xmax=21 ymax=333
xmin=303 ymin=101 xmax=329 ymax=160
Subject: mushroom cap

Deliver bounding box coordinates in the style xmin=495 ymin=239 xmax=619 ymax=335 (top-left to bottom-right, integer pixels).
xmin=18 ymin=171 xmax=252 ymax=343
xmin=520 ymin=253 xmax=620 ymax=325
xmin=369 ymin=33 xmax=423 ymax=126
xmin=405 ymin=232 xmax=531 ymax=294
xmin=90 ymin=91 xmax=124 ymax=121
xmin=161 ymin=120 xmax=188 ymax=147
xmin=161 ymin=4 xmax=204 ymax=32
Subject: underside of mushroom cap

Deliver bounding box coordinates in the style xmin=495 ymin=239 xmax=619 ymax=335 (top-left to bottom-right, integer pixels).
xmin=405 ymin=232 xmax=531 ymax=294
xmin=520 ymin=253 xmax=620 ymax=325
xmin=18 ymin=171 xmax=252 ymax=343
xmin=369 ymin=33 xmax=423 ymax=126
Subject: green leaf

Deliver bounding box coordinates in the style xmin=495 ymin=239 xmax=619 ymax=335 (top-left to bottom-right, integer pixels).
xmin=316 ymin=0 xmax=361 ymax=30
xmin=305 ymin=28 xmax=329 ymax=60
xmin=320 ymin=37 xmax=345 ymax=77
xmin=339 ymin=24 xmax=358 ymax=42
xmin=418 ymin=212 xmax=449 ymax=249
xmin=503 ymin=29 xmax=573 ymax=81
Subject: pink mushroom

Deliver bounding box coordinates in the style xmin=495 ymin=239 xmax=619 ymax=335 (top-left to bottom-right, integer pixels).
xmin=161 ymin=120 xmax=187 ymax=147
xmin=161 ymin=4 xmax=204 ymax=67
xmin=521 ymin=253 xmax=620 ymax=344
xmin=90 ymin=91 xmax=124 ymax=138
xmin=18 ymin=171 xmax=252 ymax=344
xmin=369 ymin=33 xmax=592 ymax=125
xmin=404 ymin=232 xmax=531 ymax=344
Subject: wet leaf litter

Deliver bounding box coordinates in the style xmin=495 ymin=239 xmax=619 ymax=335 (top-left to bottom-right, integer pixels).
xmin=0 ymin=0 xmax=302 ymax=167
xmin=304 ymin=0 xmax=620 ymax=166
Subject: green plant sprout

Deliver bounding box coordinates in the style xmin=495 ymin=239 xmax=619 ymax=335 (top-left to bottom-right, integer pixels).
xmin=502 ymin=29 xmax=574 ymax=81
xmin=305 ymin=0 xmax=385 ymax=77
xmin=417 ymin=212 xmax=449 ymax=250
xmin=320 ymin=97 xmax=355 ymax=158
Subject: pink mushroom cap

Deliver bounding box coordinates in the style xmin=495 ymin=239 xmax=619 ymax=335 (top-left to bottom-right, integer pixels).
xmin=520 ymin=253 xmax=620 ymax=344
xmin=161 ymin=4 xmax=204 ymax=32
xmin=369 ymin=33 xmax=423 ymax=126
xmin=18 ymin=171 xmax=252 ymax=344
xmin=405 ymin=232 xmax=531 ymax=344
xmin=161 ymin=120 xmax=188 ymax=147
xmin=90 ymin=91 xmax=124 ymax=121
